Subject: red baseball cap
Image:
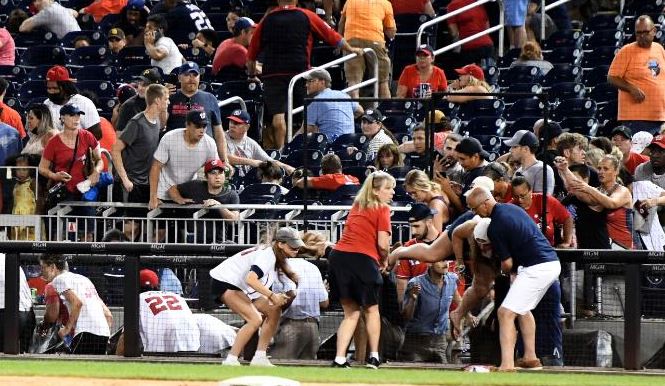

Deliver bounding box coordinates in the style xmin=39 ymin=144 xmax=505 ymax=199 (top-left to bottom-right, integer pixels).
xmin=46 ymin=65 xmax=72 ymax=82
xmin=139 ymin=269 xmax=159 ymax=289
xmin=204 ymin=159 xmax=226 ymax=173
xmin=455 ymin=64 xmax=485 ymax=81
xmin=648 ymin=135 xmax=665 ymax=150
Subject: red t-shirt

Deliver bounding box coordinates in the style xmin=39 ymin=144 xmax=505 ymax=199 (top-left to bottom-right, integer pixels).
xmin=310 ymin=173 xmax=360 ymax=191
xmin=624 ymin=151 xmax=649 ymax=175
xmin=396 ymin=238 xmax=429 ymax=279
xmin=0 ymin=101 xmax=25 ymax=138
xmin=45 ymin=283 xmax=69 ymax=326
xmin=334 ymin=204 xmax=392 ymax=263
xmin=42 ymin=130 xmax=99 ymax=193
xmin=212 ymin=38 xmax=248 ymax=75
xmin=398 ymin=64 xmax=448 ymax=98
xmin=447 ymin=0 xmax=494 ymax=50
xmin=515 ymin=193 xmax=571 ymax=246
xmin=391 ymin=0 xmax=429 ymax=14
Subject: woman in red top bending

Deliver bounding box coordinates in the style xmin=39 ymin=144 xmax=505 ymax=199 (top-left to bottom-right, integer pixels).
xmin=329 ymin=171 xmax=395 ymax=369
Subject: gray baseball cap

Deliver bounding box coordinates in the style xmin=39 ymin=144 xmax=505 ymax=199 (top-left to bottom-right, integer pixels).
xmin=275 ymin=227 xmax=305 ymax=249
xmin=504 ymin=130 xmax=538 ymax=147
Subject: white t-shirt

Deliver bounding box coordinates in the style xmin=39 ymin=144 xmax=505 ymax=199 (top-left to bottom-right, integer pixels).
xmin=139 ymin=291 xmax=200 ymax=352
xmin=209 ymin=246 xmax=277 ymax=300
xmin=29 ymin=2 xmax=80 ymax=39
xmin=51 ymin=271 xmax=110 ymax=337
xmin=44 ymin=94 xmax=101 ymax=131
xmin=194 ymin=313 xmax=236 ymax=354
xmin=152 ymin=36 xmax=184 ymax=75
xmin=273 ymin=258 xmax=328 ymax=320
xmin=153 ymin=129 xmax=219 ymax=200
xmin=0 ymin=254 xmax=32 ymax=311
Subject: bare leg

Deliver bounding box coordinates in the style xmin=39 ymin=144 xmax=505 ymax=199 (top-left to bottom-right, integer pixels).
xmin=336 ymin=298 xmax=361 ymax=359
xmin=451 ymin=261 xmax=495 ymax=334
xmin=379 ymin=82 xmax=391 ymax=99
xmin=222 ymin=291 xmax=263 ymax=357
xmin=518 ymin=311 xmax=538 ymax=361
xmin=254 ymin=298 xmax=282 ymax=351
xmin=364 ymin=304 xmax=381 ymax=354
xmin=353 ymin=315 xmax=367 ymax=363
xmin=497 ymin=306 xmax=518 ymax=370
xmin=272 ymin=113 xmax=286 ymax=150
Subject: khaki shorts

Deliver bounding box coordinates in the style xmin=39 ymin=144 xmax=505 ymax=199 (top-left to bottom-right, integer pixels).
xmin=344 ymin=38 xmax=391 ymax=84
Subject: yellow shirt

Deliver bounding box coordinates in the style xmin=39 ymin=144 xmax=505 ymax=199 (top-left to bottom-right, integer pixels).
xmin=342 ymin=0 xmax=396 ymax=43
xmin=608 ymin=42 xmax=665 ymax=121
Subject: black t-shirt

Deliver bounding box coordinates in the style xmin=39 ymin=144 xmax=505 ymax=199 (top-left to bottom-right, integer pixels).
xmin=562 ymin=195 xmax=610 ymax=249
xmin=177 ymin=180 xmax=239 ymax=205
xmin=553 ymin=166 xmax=600 ymax=200
xmin=116 ymin=95 xmax=147 ymax=132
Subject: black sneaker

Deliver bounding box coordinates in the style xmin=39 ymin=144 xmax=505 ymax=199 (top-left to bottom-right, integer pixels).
xmin=331 ymin=361 xmax=351 ymax=368
xmin=365 ymin=357 xmax=380 ymax=369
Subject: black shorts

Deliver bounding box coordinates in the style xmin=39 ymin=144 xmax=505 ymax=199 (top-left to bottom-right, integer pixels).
xmin=263 ymin=75 xmax=305 ymax=117
xmin=328 ymin=249 xmax=383 ymax=306
xmin=211 ymin=278 xmax=242 ymax=305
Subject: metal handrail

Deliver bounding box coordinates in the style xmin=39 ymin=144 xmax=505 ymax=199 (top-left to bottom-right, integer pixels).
xmin=286 ymin=47 xmax=379 ymax=141
xmin=217 ymin=96 xmax=247 ymax=112
xmin=416 ymin=0 xmax=504 ymax=57
xmin=541 ymin=0 xmax=575 ymax=41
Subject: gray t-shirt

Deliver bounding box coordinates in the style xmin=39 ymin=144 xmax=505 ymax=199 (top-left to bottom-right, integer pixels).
xmin=635 ymin=161 xmax=665 ymax=190
xmin=225 ymin=131 xmax=271 ymax=172
xmin=517 ymin=160 xmax=554 ymax=195
xmin=153 ymin=129 xmax=218 ymax=199
xmin=119 ymin=112 xmax=160 ymax=185
xmin=31 ymin=2 xmax=81 ymax=39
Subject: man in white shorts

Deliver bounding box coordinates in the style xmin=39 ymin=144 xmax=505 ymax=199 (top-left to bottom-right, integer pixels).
xmin=466 ymin=187 xmax=561 ymax=372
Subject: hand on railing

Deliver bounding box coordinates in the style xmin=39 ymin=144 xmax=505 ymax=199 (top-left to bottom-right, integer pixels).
xmin=149 ymin=196 xmax=162 ymax=210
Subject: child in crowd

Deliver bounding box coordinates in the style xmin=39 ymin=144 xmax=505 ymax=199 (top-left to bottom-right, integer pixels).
xmin=11 ymin=155 xmax=37 ymax=240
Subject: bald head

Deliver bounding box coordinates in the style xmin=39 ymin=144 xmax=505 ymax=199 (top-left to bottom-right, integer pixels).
xmin=635 ymin=15 xmax=656 ymax=48
xmin=466 ymin=187 xmax=496 ymax=217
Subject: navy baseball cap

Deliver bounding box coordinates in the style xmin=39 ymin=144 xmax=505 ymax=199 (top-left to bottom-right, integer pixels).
xmin=233 ymin=17 xmax=256 ymax=34
xmin=227 ymin=109 xmax=251 ymax=124
xmin=456 ymin=137 xmax=489 ymax=159
xmin=408 ymin=203 xmax=437 ymax=222
xmin=135 ymin=68 xmax=162 ymax=84
xmin=60 ymin=103 xmax=85 ymax=116
xmin=187 ymin=110 xmax=208 ymax=127
xmin=126 ymin=0 xmax=145 ymax=10
xmin=361 ymin=108 xmax=385 ymax=123
xmin=179 ymin=61 xmax=200 ymax=75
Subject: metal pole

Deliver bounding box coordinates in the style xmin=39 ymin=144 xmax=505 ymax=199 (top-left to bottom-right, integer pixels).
xmin=123 ymin=254 xmax=140 ymax=357
xmin=541 ymin=0 xmax=546 ymax=42
xmin=303 ymin=101 xmax=309 ymax=230
xmin=3 ymin=253 xmax=20 ymax=354
xmin=498 ymin=0 xmax=505 ymax=57
xmin=624 ymin=263 xmax=642 ymax=370
xmin=539 ymin=92 xmax=549 ymax=235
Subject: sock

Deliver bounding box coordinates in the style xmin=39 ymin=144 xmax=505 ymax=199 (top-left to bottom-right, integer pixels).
xmin=225 ymin=354 xmax=238 ymax=362
xmin=334 ymin=356 xmax=347 ymax=364
xmin=370 ymin=352 xmax=380 ymax=360
xmin=254 ymin=350 xmax=267 ymax=359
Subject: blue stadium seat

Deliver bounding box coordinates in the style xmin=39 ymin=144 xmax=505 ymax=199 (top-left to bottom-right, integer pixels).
xmin=12 ymin=29 xmax=59 ymax=48
xmin=18 ymin=45 xmax=66 ymax=67
xmin=68 ymin=45 xmax=109 ymax=66
xmin=338 ymin=149 xmax=366 ymax=168
xmin=461 ymin=116 xmax=506 ymax=137
xmin=504 ymin=98 xmax=544 ymax=121
xmin=547 ymin=82 xmax=585 ymax=102
xmin=542 ymin=63 xmax=583 ymax=87
xmin=283 ymin=132 xmax=329 ymax=154
xmin=343 ymin=166 xmax=371 ymax=184
xmin=283 ymin=149 xmax=324 ymax=169
xmin=180 ymin=47 xmax=209 ymax=65
xmin=404 ymin=153 xmax=429 ymax=170
xmin=499 ymin=66 xmax=544 ymax=88
xmin=503 ymin=117 xmax=540 ymax=137
xmin=213 ymin=80 xmax=263 ymax=101
xmin=378 ymin=100 xmax=417 ymax=115
xmin=581 ymin=46 xmax=618 ymax=68
xmin=582 ymin=65 xmax=610 ymax=87
xmin=583 ymin=14 xmax=620 ymax=33
xmin=329 ymin=133 xmax=368 ymax=152
xmin=239 ymin=183 xmax=283 ymax=204
xmin=542 ymin=29 xmax=584 ymax=50
xmin=114 ymin=46 xmax=151 ymax=68
xmin=73 ymin=65 xmax=118 ymax=81
xmin=388 ymin=166 xmax=412 ymax=181
xmin=321 ymin=184 xmax=361 ymax=205
xmin=589 ymin=82 xmax=617 ymax=103
xmin=392 ymin=132 xmax=412 ymax=144
xmin=383 ymin=113 xmax=417 ymax=133
xmin=502 ymin=83 xmax=542 ymax=103
xmin=542 ymin=47 xmax=582 ymax=65
xmin=583 ymin=29 xmax=623 ymax=49
xmin=26 ymin=65 xmax=56 ymax=82
xmin=118 ymin=65 xmax=163 ymax=84
xmin=596 ymin=99 xmax=618 ymax=125
xmin=0 ymin=65 xmax=25 ymax=83
xmin=61 ymin=30 xmax=107 ymax=48
xmin=457 ymin=99 xmax=505 ymax=121
xmin=97 ymin=97 xmax=118 ymax=115
xmin=552 ymin=98 xmax=597 ymax=121
xmin=560 ymin=117 xmax=598 ymax=135
xmin=17 ymin=80 xmax=47 ymax=104
xmin=77 ymin=80 xmax=115 ymax=99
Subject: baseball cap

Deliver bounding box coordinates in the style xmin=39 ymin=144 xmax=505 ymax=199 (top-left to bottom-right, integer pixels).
xmin=179 ymin=61 xmax=200 ymax=75
xmin=227 ymin=109 xmax=251 ymax=124
xmin=648 ymin=134 xmax=665 ymax=151
xmin=187 ymin=110 xmax=208 ymax=127
xmin=361 ymin=108 xmax=385 ymax=123
xmin=632 ymin=131 xmax=654 ymax=153
xmin=408 ymin=203 xmax=437 ymax=222
xmin=139 ymin=269 xmax=159 ymax=289
xmin=108 ymin=28 xmax=125 ymax=40
xmin=205 ymin=159 xmax=226 ymax=174
xmin=116 ymin=84 xmax=137 ymax=104
xmin=46 ymin=65 xmax=72 ymax=82
xmin=416 ymin=44 xmax=434 ymax=57
xmin=504 ymin=130 xmax=539 ymax=147
xmin=126 ymin=0 xmax=145 ymax=11
xmin=275 ymin=227 xmax=305 ymax=249
xmin=611 ymin=125 xmax=633 ymax=140
xmin=455 ymin=64 xmax=485 ymax=81
xmin=135 ymin=68 xmax=162 ymax=84
xmin=464 ymin=176 xmax=495 ymax=197
xmin=540 ymin=121 xmax=563 ymax=139
xmin=456 ymin=137 xmax=489 ymax=159
xmin=233 ymin=17 xmax=256 ymax=34
xmin=304 ymin=68 xmax=332 ymax=83
xmin=60 ymin=103 xmax=85 ymax=116
xmin=473 ymin=218 xmax=492 ymax=244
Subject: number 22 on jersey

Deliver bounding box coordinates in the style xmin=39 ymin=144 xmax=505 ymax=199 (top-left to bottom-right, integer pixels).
xmin=145 ymin=294 xmax=183 ymax=316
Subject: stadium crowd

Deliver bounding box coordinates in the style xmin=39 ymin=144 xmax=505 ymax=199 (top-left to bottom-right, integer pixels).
xmin=0 ymin=0 xmax=664 ymax=372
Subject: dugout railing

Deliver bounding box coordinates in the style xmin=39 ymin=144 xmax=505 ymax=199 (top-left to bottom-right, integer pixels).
xmin=2 ymin=242 xmax=665 ymax=370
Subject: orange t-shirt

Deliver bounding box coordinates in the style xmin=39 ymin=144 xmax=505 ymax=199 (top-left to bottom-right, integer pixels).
xmin=334 ymin=204 xmax=392 ymax=263
xmin=310 ymin=173 xmax=360 ymax=191
xmin=608 ymin=42 xmax=665 ymax=121
xmin=398 ymin=64 xmax=448 ymax=98
xmin=342 ymin=0 xmax=396 ymax=43
xmin=0 ymin=101 xmax=26 ymax=138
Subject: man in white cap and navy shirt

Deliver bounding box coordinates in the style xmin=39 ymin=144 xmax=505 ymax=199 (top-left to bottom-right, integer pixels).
xmin=504 ymin=129 xmax=554 ymax=194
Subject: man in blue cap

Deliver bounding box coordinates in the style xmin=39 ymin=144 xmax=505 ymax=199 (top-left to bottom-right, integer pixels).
xmin=166 ymin=61 xmax=229 ymax=167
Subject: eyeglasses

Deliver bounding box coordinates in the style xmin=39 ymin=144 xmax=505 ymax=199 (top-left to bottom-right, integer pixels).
xmin=468 ymin=198 xmax=489 ymax=213
xmin=514 ymin=192 xmax=531 ymax=201
xmin=635 ymin=29 xmax=654 ymax=35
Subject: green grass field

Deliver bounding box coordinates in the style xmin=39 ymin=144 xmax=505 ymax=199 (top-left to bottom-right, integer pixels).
xmin=1 ymin=360 xmax=665 ymax=385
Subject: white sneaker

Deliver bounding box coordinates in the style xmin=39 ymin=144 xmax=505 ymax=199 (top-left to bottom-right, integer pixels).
xmin=222 ymin=357 xmax=241 ymax=366
xmin=250 ymin=356 xmax=275 ymax=367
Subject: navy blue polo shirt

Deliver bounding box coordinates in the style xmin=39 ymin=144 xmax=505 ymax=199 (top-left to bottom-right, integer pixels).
xmin=487 ymin=203 xmax=558 ymax=267
xmin=445 ymin=210 xmax=474 ymax=235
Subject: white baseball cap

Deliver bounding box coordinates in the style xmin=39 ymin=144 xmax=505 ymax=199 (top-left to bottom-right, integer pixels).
xmin=473 ymin=218 xmax=492 ymax=244
xmin=464 ymin=176 xmax=495 ymax=197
